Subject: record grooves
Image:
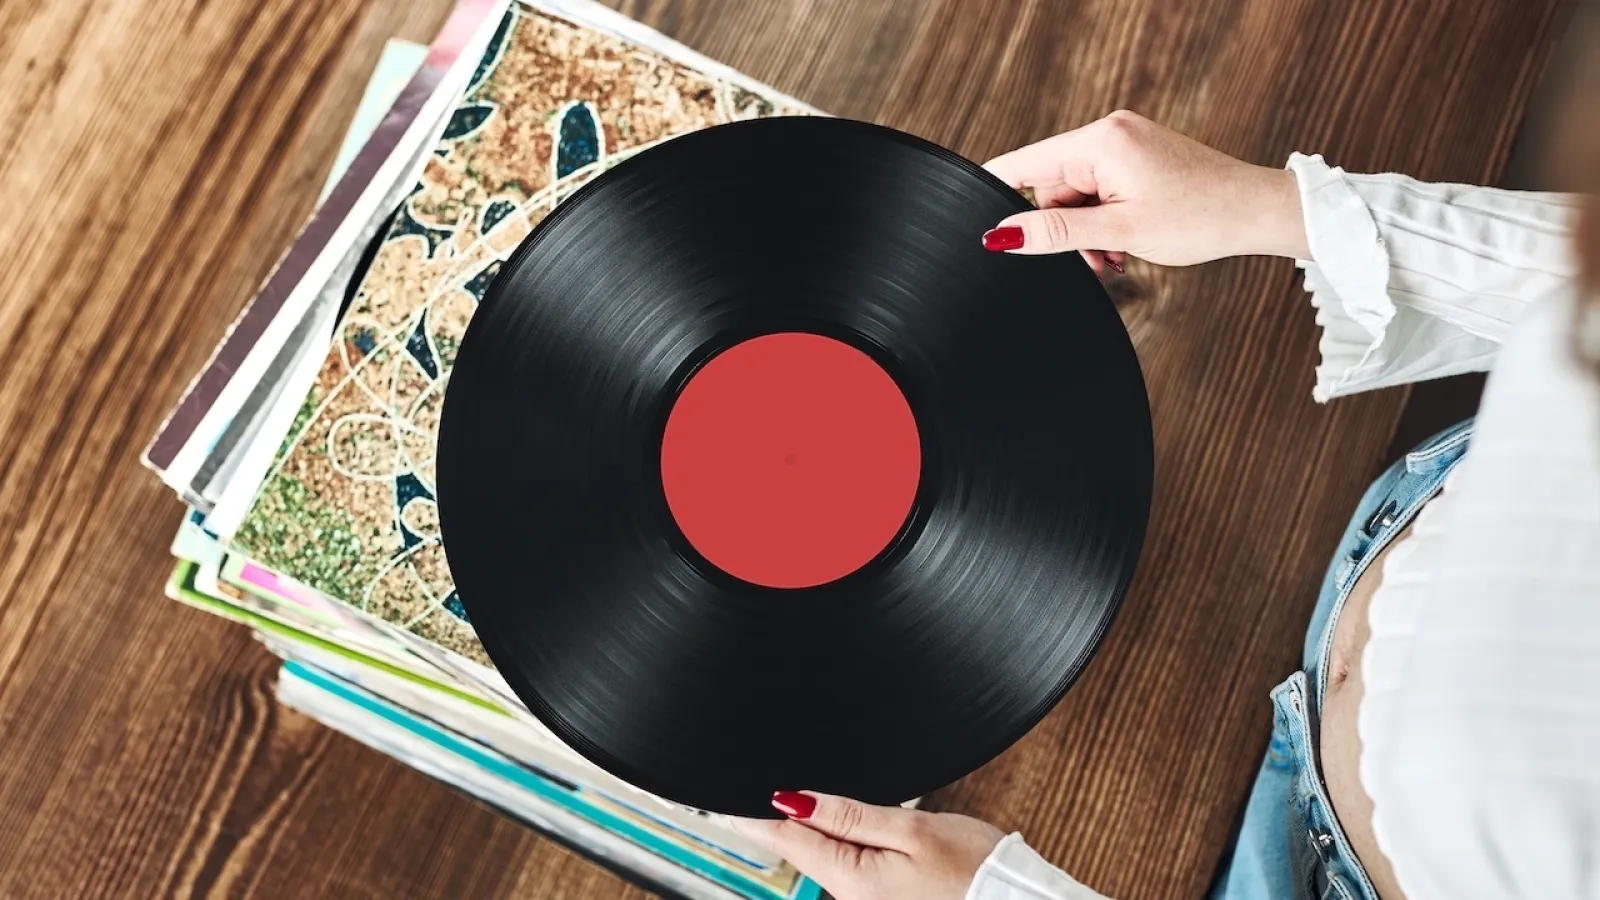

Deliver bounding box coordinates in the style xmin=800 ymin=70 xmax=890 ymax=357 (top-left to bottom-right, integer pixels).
xmin=436 ymin=116 xmax=1153 ymax=818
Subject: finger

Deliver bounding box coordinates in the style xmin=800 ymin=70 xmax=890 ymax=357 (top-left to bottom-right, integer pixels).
xmin=983 ymin=126 xmax=1101 ymax=194
xmin=1033 ymin=181 xmax=1090 ymax=209
xmin=1105 ymin=250 xmax=1128 ymax=274
xmin=775 ymin=791 xmax=921 ymax=852
xmin=983 ymin=205 xmax=1128 ymax=256
xmin=729 ymin=816 xmax=866 ymax=890
xmin=1080 ymin=249 xmax=1107 ymax=275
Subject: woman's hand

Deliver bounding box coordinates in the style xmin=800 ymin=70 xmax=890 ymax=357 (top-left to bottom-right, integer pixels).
xmin=731 ymin=790 xmax=1004 ymax=900
xmin=981 ymin=110 xmax=1309 ymax=272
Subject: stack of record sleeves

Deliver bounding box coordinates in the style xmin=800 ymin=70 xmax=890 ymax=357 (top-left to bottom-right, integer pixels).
xmin=145 ymin=2 xmax=825 ymax=896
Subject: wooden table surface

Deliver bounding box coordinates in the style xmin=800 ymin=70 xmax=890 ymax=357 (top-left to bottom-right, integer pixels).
xmin=0 ymin=0 xmax=1572 ymax=897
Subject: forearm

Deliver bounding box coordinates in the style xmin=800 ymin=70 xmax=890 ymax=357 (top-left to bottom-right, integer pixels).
xmin=1235 ymin=166 xmax=1311 ymax=260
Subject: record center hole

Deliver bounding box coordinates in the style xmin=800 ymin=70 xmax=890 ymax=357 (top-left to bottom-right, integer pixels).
xmin=659 ymin=333 xmax=921 ymax=589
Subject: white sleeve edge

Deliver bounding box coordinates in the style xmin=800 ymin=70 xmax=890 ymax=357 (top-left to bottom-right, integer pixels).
xmin=965 ymin=833 xmax=1113 ymax=900
xmin=1286 ymin=152 xmax=1397 ymax=403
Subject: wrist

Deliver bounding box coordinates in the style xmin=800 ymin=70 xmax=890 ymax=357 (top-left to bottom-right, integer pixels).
xmin=1237 ymin=165 xmax=1311 ymax=260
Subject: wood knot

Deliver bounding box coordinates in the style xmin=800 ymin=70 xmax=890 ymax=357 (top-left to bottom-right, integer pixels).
xmin=1103 ymin=272 xmax=1148 ymax=308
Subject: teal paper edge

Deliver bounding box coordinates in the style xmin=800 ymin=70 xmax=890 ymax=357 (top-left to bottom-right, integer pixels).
xmin=283 ymin=660 xmax=820 ymax=900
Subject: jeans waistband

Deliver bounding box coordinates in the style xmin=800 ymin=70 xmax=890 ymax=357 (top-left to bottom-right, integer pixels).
xmin=1279 ymin=417 xmax=1475 ymax=900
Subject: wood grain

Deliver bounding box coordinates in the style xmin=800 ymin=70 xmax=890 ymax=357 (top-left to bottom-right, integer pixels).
xmin=0 ymin=0 xmax=1570 ymax=897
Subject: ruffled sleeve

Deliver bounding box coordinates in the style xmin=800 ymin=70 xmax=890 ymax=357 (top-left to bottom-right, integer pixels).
xmin=965 ymin=834 xmax=1112 ymax=900
xmin=1285 ymin=152 xmax=1579 ymax=402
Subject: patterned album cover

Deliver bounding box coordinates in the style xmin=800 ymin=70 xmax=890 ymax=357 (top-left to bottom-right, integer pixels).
xmin=233 ymin=1 xmax=816 ymax=664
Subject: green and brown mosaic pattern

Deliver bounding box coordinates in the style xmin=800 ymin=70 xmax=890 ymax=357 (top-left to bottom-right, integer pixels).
xmin=234 ymin=2 xmax=811 ymax=665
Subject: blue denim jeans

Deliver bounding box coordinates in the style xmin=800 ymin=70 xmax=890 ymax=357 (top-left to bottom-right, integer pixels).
xmin=1208 ymin=418 xmax=1475 ymax=900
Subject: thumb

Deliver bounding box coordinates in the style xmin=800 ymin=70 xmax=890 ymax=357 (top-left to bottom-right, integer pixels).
xmin=785 ymin=791 xmax=920 ymax=850
xmin=729 ymin=817 xmax=865 ymax=891
xmin=983 ymin=205 xmax=1127 ymax=256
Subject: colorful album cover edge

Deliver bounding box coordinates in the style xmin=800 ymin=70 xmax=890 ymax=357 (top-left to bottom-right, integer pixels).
xmin=279 ymin=660 xmax=821 ymax=900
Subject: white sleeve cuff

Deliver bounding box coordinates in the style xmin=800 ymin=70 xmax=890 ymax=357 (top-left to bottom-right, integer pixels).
xmin=965 ymin=833 xmax=1113 ymax=900
xmin=1284 ymin=153 xmax=1574 ymax=401
xmin=1287 ymin=152 xmax=1398 ymax=402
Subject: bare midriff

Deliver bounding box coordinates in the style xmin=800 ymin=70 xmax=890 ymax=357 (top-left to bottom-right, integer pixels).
xmin=1319 ymin=519 xmax=1415 ymax=900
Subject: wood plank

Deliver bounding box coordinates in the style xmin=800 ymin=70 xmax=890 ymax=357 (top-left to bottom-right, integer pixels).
xmin=0 ymin=0 xmax=1570 ymax=897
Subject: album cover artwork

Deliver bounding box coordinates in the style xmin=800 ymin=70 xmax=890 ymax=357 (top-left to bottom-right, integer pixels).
xmin=232 ymin=1 xmax=817 ymax=664
xmin=143 ymin=0 xmax=504 ymax=490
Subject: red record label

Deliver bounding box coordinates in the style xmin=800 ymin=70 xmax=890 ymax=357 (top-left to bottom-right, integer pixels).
xmin=660 ymin=332 xmax=921 ymax=589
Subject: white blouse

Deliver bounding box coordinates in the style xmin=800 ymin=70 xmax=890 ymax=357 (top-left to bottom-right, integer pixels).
xmin=967 ymin=155 xmax=1599 ymax=900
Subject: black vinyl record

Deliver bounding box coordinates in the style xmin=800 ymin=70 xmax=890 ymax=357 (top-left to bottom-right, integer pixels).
xmin=436 ymin=116 xmax=1152 ymax=818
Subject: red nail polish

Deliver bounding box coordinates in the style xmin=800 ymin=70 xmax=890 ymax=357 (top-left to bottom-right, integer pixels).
xmin=982 ymin=226 xmax=1025 ymax=252
xmin=1107 ymin=258 xmax=1125 ymax=274
xmin=771 ymin=791 xmax=816 ymax=819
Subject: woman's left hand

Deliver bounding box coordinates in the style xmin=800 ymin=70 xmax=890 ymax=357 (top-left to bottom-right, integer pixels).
xmin=730 ymin=790 xmax=1004 ymax=900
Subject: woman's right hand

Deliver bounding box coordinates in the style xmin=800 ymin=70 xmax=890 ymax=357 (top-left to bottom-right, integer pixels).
xmin=980 ymin=110 xmax=1310 ymax=273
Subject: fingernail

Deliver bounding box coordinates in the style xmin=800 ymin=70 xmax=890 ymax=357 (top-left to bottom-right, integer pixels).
xmin=982 ymin=226 xmax=1025 ymax=252
xmin=1107 ymin=258 xmax=1125 ymax=274
xmin=771 ymin=791 xmax=816 ymax=820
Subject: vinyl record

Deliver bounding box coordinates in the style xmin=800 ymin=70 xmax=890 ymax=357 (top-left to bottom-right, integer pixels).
xmin=436 ymin=116 xmax=1153 ymax=818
